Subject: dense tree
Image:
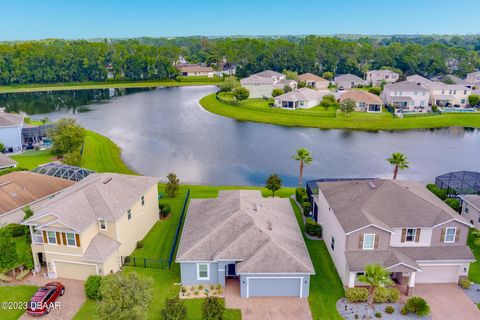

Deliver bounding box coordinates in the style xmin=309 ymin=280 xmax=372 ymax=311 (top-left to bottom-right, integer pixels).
xmin=387 ymin=152 xmax=409 ymax=180
xmin=292 ymin=148 xmax=313 ymax=188
xmin=283 ymin=70 xmax=298 ymax=80
xmin=322 ymin=71 xmax=333 ymax=80
xmin=340 ymin=98 xmax=356 ymax=115
xmin=357 ymin=264 xmax=394 ymax=312
xmin=320 ymin=94 xmax=339 ymax=110
xmin=218 ymin=76 xmax=239 ymax=92
xmin=48 ymin=118 xmax=86 ymax=157
xmin=202 ymin=297 xmax=225 ymax=320
xmin=161 ymin=297 xmax=187 ymax=320
xmin=0 ymin=227 xmax=18 ymax=272
xmin=265 ymin=173 xmax=282 ymax=197
xmin=165 ymin=173 xmax=180 ymax=198
xmin=233 ymin=87 xmax=249 ymax=101
xmin=272 ymin=88 xmax=284 ymax=97
xmin=468 ymin=94 xmax=480 ymax=107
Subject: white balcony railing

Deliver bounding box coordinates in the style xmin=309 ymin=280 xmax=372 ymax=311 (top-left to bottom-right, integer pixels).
xmin=32 ymin=232 xmax=43 ymax=244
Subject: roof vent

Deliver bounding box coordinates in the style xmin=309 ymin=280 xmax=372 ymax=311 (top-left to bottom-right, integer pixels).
xmin=266 ymin=221 xmax=272 ymax=231
xmin=102 ymin=177 xmax=112 ymax=184
xmin=367 ymin=181 xmax=377 ymax=190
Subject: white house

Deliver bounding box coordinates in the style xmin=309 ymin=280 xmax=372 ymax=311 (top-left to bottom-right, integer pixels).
xmin=273 ymin=79 xmax=297 ymax=91
xmin=273 ymin=88 xmax=324 ymax=109
xmin=381 ymin=81 xmax=430 ymax=112
xmin=366 ymin=70 xmax=399 ymax=86
xmin=429 ymin=83 xmax=472 ymax=108
xmin=178 ymin=65 xmax=214 ymax=77
xmin=240 ymin=70 xmax=287 ymax=98
xmin=0 ymin=110 xmax=24 ymax=153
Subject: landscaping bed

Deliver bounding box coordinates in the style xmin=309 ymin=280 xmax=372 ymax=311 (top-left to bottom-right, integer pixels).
xmin=337 ymin=298 xmax=432 ymax=320
xmin=180 ymin=284 xmax=224 ymax=299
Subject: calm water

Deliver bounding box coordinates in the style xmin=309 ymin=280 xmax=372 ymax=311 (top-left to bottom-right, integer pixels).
xmin=2 ymin=86 xmax=479 ymax=186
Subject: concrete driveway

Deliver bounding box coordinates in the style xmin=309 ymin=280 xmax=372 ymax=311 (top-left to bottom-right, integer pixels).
xmin=414 ymin=284 xmax=480 ymax=320
xmin=225 ymin=279 xmax=312 ymax=320
xmin=18 ymin=274 xmax=85 ymax=320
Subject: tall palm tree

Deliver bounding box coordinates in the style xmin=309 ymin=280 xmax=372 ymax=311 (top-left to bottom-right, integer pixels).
xmin=292 ymin=148 xmax=313 ymax=188
xmin=387 ymin=152 xmax=409 ymax=180
xmin=357 ymin=264 xmax=394 ymax=311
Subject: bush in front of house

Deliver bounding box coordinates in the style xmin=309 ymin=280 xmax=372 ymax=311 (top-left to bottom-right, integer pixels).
xmin=85 ymin=275 xmax=103 ymax=300
xmin=159 ymin=203 xmax=171 ymax=218
xmin=161 ymin=296 xmax=187 ymax=320
xmin=385 ymin=305 xmax=394 ymax=314
xmin=345 ymin=287 xmax=369 ymax=303
xmin=401 ymin=296 xmax=430 ymax=317
xmin=295 ymin=187 xmax=306 ymax=203
xmin=305 ymin=218 xmax=322 ymax=238
xmin=459 ymin=278 xmax=471 ymax=289
xmin=426 ymin=184 xmax=447 ymax=200
xmin=374 ymin=312 xmax=382 ymax=318
xmin=6 ymin=224 xmax=25 ymax=237
xmin=136 ymin=240 xmax=145 ymax=249
xmin=202 ymin=296 xmax=225 ymax=320
xmin=373 ymin=287 xmax=400 ymax=303
xmin=445 ymin=198 xmax=460 ymax=212
xmin=302 ymin=201 xmax=312 ymax=216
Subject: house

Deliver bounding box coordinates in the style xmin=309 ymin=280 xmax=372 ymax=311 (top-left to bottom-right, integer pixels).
xmin=405 ymin=75 xmax=435 ymax=89
xmin=273 ymin=79 xmax=297 ymax=91
xmin=240 ymin=76 xmax=276 ymax=98
xmin=178 ymin=65 xmax=214 ymax=77
xmin=0 ymin=153 xmax=17 ymax=170
xmin=429 ymin=83 xmax=472 ymax=108
xmin=460 ymin=195 xmax=480 ymax=229
xmin=334 ymin=74 xmax=366 ymax=90
xmin=298 ymin=73 xmax=329 ymax=90
xmin=0 ymin=171 xmax=75 ymax=226
xmin=381 ymin=81 xmax=430 ymax=112
xmin=366 ymin=70 xmax=399 ymax=86
xmin=176 ymin=190 xmax=314 ymax=298
xmin=339 ymin=90 xmax=383 ymax=113
xmin=273 ymin=88 xmax=324 ymax=109
xmin=23 ymin=173 xmax=159 ymax=280
xmin=0 ymin=110 xmax=24 ymax=153
xmin=431 ymin=75 xmax=471 ymax=87
xmin=312 ymin=179 xmax=474 ymax=295
xmin=465 ymin=71 xmax=480 ymax=86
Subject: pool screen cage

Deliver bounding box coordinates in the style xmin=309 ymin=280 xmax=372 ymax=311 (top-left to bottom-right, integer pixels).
xmin=434 ymin=171 xmax=480 ymax=195
xmin=32 ymin=163 xmax=95 ymax=181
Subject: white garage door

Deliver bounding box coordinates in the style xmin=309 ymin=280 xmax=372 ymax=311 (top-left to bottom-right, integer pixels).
xmin=248 ymin=277 xmax=302 ymax=297
xmin=416 ymin=265 xmax=460 ymax=284
xmin=54 ymin=261 xmax=97 ymax=280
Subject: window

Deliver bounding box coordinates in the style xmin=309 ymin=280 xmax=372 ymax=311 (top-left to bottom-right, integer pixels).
xmin=444 ymin=227 xmax=456 ymax=243
xmin=406 ymin=228 xmax=416 ymax=242
xmin=127 ymin=209 xmax=132 ymax=220
xmin=464 ymin=90 xmax=467 ymax=95
xmin=363 ymin=234 xmax=375 ymax=250
xmin=356 ymin=272 xmax=365 ymax=280
xmin=47 ymin=231 xmax=56 ymax=244
xmin=465 ymin=207 xmax=469 ymax=214
xmin=330 ymin=237 xmax=335 ymax=251
xmin=66 ymin=233 xmax=76 ymax=246
xmin=197 ymin=263 xmax=209 ymax=280
xmin=99 ymin=219 xmax=107 ymax=230
xmin=441 ymin=90 xmax=445 ymax=94
xmin=461 ymin=99 xmax=466 ymax=104
xmin=141 ymin=196 xmax=145 ymax=206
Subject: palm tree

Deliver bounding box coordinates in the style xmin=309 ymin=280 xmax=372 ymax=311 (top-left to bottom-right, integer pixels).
xmin=387 ymin=152 xmax=409 ymax=180
xmin=357 ymin=264 xmax=394 ymax=311
xmin=292 ymin=148 xmax=313 ymax=188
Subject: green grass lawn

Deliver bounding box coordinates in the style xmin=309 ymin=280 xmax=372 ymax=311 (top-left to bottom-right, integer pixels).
xmin=0 ymin=286 xmax=38 ymax=320
xmin=291 ymin=199 xmax=344 ymax=320
xmin=468 ymin=228 xmax=480 ymax=283
xmin=201 ymin=93 xmax=480 ymax=131
xmin=10 ymin=150 xmax=55 ymax=170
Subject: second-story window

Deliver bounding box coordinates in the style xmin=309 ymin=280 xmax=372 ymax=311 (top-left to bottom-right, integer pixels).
xmin=406 ymin=228 xmax=416 ymax=242
xmin=127 ymin=209 xmax=132 ymax=220
xmin=66 ymin=233 xmax=76 ymax=246
xmin=330 ymin=237 xmax=335 ymax=251
xmin=141 ymin=196 xmax=145 ymax=206
xmin=444 ymin=227 xmax=456 ymax=243
xmin=47 ymin=231 xmax=57 ymax=244
xmin=363 ymin=234 xmax=375 ymax=250
xmin=99 ymin=219 xmax=107 ymax=230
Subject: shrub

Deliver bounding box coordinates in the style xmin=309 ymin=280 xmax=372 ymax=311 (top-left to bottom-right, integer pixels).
xmin=459 ymin=278 xmax=471 ymax=289
xmin=215 ymin=284 xmax=222 ymax=290
xmin=161 ymin=297 xmax=187 ymax=320
xmin=368 ymin=87 xmax=382 ymax=95
xmin=385 ymin=305 xmax=394 ymax=314
xmin=194 ymin=291 xmax=199 ymax=296
xmin=209 ymin=285 xmax=214 ymax=290
xmin=403 ymin=296 xmax=430 ymax=316
xmin=445 ymin=198 xmax=460 ymax=212
xmin=345 ymin=287 xmax=368 ymax=303
xmin=373 ymin=287 xmax=400 ymax=303
xmin=0 ymin=167 xmax=28 ymax=176
xmin=305 ymin=218 xmax=322 ymax=238
xmin=354 ymin=315 xmax=359 ymax=319
xmin=85 ymin=275 xmax=103 ymax=300
xmin=302 ymin=201 xmax=312 ymax=216
xmin=400 ymin=307 xmax=408 ymax=315
xmin=198 ymin=285 xmax=204 ymax=290
xmin=426 ymin=184 xmax=447 ymax=200
xmin=160 ymin=204 xmax=171 ymax=217
xmin=202 ymin=296 xmax=225 ymax=320
xmin=431 ymin=105 xmax=439 ymax=113
xmin=272 ymin=88 xmax=284 ymax=97
xmin=136 ymin=241 xmax=144 ymax=249
xmin=181 ymin=286 xmax=187 ymax=293
xmin=189 ymin=286 xmax=195 ymax=291
xmin=295 ymin=187 xmax=306 ymax=203
xmin=15 ymin=269 xmax=30 ymax=281
xmin=0 ymin=274 xmax=13 ymax=282
xmin=374 ymin=312 xmax=382 ymax=318
xmin=6 ymin=224 xmax=25 ymax=237
xmin=233 ymin=87 xmax=249 ymax=101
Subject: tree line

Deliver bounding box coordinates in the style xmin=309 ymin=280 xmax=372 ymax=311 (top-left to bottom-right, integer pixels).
xmin=0 ymin=35 xmax=479 ymax=85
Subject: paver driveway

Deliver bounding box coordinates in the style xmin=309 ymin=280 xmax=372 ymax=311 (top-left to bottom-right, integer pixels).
xmin=414 ymin=284 xmax=480 ymax=320
xmin=225 ymin=279 xmax=312 ymax=320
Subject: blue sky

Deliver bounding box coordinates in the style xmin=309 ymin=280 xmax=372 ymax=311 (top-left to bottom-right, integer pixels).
xmin=2 ymin=0 xmax=480 ymax=40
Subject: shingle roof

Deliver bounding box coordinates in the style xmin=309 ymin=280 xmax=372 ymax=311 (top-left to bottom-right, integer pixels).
xmin=395 ymin=246 xmax=474 ymax=262
xmin=253 ymin=70 xmax=284 ymax=78
xmin=240 ymin=75 xmax=274 ymax=85
xmin=273 ymin=79 xmax=297 ymax=89
xmin=339 ymin=90 xmax=383 ymax=105
xmin=0 ymin=112 xmax=23 ymax=127
xmin=0 ymin=171 xmax=74 ymax=215
xmin=176 ymin=190 xmax=314 ymax=274
xmin=0 ymin=154 xmax=17 ymax=169
xmin=384 ymin=81 xmax=429 ymax=92
xmin=462 ymin=195 xmax=480 ymax=211
xmin=368 ymin=70 xmax=398 ymax=75
xmin=298 ymin=73 xmax=329 ymax=83
xmin=317 ymin=179 xmax=470 ymax=233
xmin=406 ymin=75 xmax=435 ymax=88
xmin=335 ymin=74 xmax=365 ymax=83
xmin=345 ymin=249 xmax=420 ymax=272
xmin=429 ymin=82 xmax=471 ymax=91
xmin=82 ymin=233 xmax=120 ymax=263
xmin=23 ymin=173 xmax=158 ymax=232
xmin=178 ymin=66 xmax=213 ymax=73
xmin=275 ymin=88 xmax=323 ymax=102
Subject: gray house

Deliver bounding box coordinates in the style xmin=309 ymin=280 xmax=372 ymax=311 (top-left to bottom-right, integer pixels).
xmin=460 ymin=195 xmax=480 ymax=229
xmin=334 ymin=74 xmax=366 ymax=90
xmin=176 ymin=190 xmax=314 ymax=298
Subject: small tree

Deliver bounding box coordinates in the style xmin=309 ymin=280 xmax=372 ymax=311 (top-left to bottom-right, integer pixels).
xmin=357 ymin=264 xmax=394 ymax=312
xmin=62 ymin=150 xmax=82 ymax=166
xmin=282 ymin=70 xmax=298 ymax=80
xmin=340 ymin=98 xmax=356 ymax=116
xmin=387 ymin=152 xmax=409 ymax=180
xmin=265 ymin=173 xmax=282 ymax=197
xmin=165 ymin=173 xmax=180 ymax=198
xmin=98 ymin=272 xmax=153 ymax=320
xmin=368 ymin=87 xmax=382 ymax=96
xmin=0 ymin=142 xmax=4 ymax=152
xmin=48 ymin=118 xmax=86 ymax=157
xmin=23 ymin=206 xmax=34 ymax=243
xmin=292 ymin=148 xmax=313 ymax=188
xmin=233 ymin=87 xmax=249 ymax=101
xmin=0 ymin=227 xmax=18 ymax=273
xmin=219 ymin=76 xmax=239 ymax=92
xmin=161 ymin=297 xmax=187 ymax=320
xmin=283 ymin=85 xmax=292 ymax=93
xmin=320 ymin=94 xmax=338 ymax=110
xmin=202 ymin=296 xmax=224 ymax=320
xmin=469 ymin=94 xmax=480 ymax=107
xmin=85 ymin=275 xmax=103 ymax=300
xmin=297 ymin=80 xmax=306 ymax=89
xmin=322 ymin=71 xmax=334 ymax=80
xmin=272 ymin=88 xmax=284 ymax=97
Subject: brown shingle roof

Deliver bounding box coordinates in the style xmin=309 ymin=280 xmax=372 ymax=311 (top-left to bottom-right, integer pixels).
xmin=0 ymin=154 xmax=17 ymax=169
xmin=298 ymin=73 xmax=328 ymax=83
xmin=339 ymin=90 xmax=383 ymax=105
xmin=178 ymin=66 xmax=214 ymax=73
xmin=0 ymin=112 xmax=23 ymax=127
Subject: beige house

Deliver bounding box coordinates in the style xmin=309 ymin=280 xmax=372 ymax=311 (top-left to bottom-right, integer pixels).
xmin=23 ymin=173 xmax=159 ymax=280
xmin=339 ymin=90 xmax=383 ymax=113
xmin=366 ymin=70 xmax=399 ymax=86
xmin=298 ymin=73 xmax=329 ymax=90
xmin=429 ymin=83 xmax=472 ymax=108
xmin=273 ymin=88 xmax=325 ymax=109
xmin=381 ymin=81 xmax=430 ymax=112
xmin=178 ymin=65 xmax=214 ymax=77
xmin=334 ymin=74 xmax=366 ymax=90
xmin=466 ymin=71 xmax=480 ymax=86
xmin=312 ymin=179 xmax=474 ymax=295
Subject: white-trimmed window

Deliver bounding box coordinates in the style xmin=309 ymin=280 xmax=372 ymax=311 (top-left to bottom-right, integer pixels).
xmin=406 ymin=228 xmax=416 ymax=242
xmin=197 ymin=263 xmax=210 ymax=280
xmin=99 ymin=219 xmax=107 ymax=230
xmin=444 ymin=227 xmax=456 ymax=243
xmin=47 ymin=231 xmax=56 ymax=244
xmin=363 ymin=234 xmax=375 ymax=250
xmin=66 ymin=233 xmax=76 ymax=246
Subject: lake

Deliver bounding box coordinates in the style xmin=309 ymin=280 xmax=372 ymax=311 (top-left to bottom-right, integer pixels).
xmin=1 ymin=86 xmax=479 ymax=186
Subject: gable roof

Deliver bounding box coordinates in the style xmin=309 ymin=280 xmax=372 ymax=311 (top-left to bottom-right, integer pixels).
xmin=317 ymin=179 xmax=470 ymax=233
xmin=240 ymin=75 xmax=274 ymax=85
xmin=384 ymin=80 xmax=429 ymax=92
xmin=368 ymin=70 xmax=399 ymax=76
xmin=0 ymin=154 xmax=17 ymax=169
xmin=462 ymin=195 xmax=480 ymax=211
xmin=429 ymin=82 xmax=471 ymax=91
xmin=334 ymin=74 xmax=364 ymax=83
xmin=178 ymin=66 xmax=213 ymax=73
xmin=345 ymin=249 xmax=420 ymax=272
xmin=298 ymin=73 xmax=328 ymax=83
xmin=339 ymin=90 xmax=383 ymax=105
xmin=253 ymin=70 xmax=284 ymax=78
xmin=406 ymin=75 xmax=435 ymax=88
xmin=0 ymin=171 xmax=74 ymax=215
xmin=275 ymin=88 xmax=323 ymax=102
xmin=0 ymin=112 xmax=23 ymax=127
xmin=82 ymin=233 xmax=120 ymax=263
xmin=23 ymin=173 xmax=158 ymax=232
xmin=176 ymin=190 xmax=314 ymax=274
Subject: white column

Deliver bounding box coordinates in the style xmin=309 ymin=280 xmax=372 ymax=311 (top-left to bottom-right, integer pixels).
xmin=408 ymin=271 xmax=416 ymax=287
xmin=348 ymin=272 xmax=356 ymax=288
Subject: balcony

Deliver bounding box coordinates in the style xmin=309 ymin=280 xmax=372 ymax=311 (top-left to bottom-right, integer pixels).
xmin=32 ymin=232 xmax=43 ymax=244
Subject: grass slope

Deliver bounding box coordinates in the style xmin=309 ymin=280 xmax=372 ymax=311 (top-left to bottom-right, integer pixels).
xmin=0 ymin=286 xmax=38 ymax=320
xmin=201 ymin=93 xmax=480 ymax=131
xmin=468 ymin=228 xmax=480 ymax=283
xmin=10 ymin=150 xmax=55 ymax=170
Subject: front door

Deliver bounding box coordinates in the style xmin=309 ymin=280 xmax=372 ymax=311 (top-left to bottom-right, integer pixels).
xmin=226 ymin=263 xmax=237 ymax=277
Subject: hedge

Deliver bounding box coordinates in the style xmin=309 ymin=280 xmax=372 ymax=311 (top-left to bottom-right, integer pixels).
xmin=159 ymin=203 xmax=171 ymax=218
xmin=426 ymin=184 xmax=447 ymax=200
xmin=305 ymin=218 xmax=322 ymax=238
xmin=345 ymin=288 xmax=369 ymax=302
xmin=445 ymin=198 xmax=460 ymax=212
xmin=302 ymin=201 xmax=312 ymax=216
xmin=344 ymin=287 xmax=399 ymax=303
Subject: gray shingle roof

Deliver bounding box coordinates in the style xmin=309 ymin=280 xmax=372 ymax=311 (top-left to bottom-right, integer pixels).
xmin=462 ymin=195 xmax=480 ymax=210
xmin=253 ymin=70 xmax=284 ymax=78
xmin=395 ymin=246 xmax=474 ymax=262
xmin=335 ymin=74 xmax=364 ymax=83
xmin=384 ymin=81 xmax=429 ymax=92
xmin=275 ymin=88 xmax=322 ymax=102
xmin=346 ymin=249 xmax=420 ymax=272
xmin=82 ymin=233 xmax=120 ymax=262
xmin=0 ymin=112 xmax=23 ymax=127
xmin=240 ymin=75 xmax=274 ymax=85
xmin=176 ymin=190 xmax=314 ymax=274
xmin=0 ymin=153 xmax=17 ymax=169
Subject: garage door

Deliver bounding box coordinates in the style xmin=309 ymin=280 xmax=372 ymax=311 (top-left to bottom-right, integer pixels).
xmin=248 ymin=277 xmax=301 ymax=297
xmin=54 ymin=261 xmax=97 ymax=280
xmin=416 ymin=265 xmax=460 ymax=284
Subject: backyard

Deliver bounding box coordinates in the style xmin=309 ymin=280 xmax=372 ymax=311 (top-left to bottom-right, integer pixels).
xmin=468 ymin=228 xmax=480 ymax=283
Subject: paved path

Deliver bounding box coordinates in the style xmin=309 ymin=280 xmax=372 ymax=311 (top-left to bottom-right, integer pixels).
xmin=225 ymin=279 xmax=312 ymax=320
xmin=414 ymin=284 xmax=480 ymax=320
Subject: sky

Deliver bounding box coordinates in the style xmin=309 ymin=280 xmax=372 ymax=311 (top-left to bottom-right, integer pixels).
xmin=1 ymin=0 xmax=480 ymax=41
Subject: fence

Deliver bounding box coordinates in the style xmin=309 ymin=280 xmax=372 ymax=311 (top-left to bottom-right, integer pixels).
xmin=121 ymin=256 xmax=169 ymax=270
xmin=168 ymin=188 xmax=191 ymax=267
